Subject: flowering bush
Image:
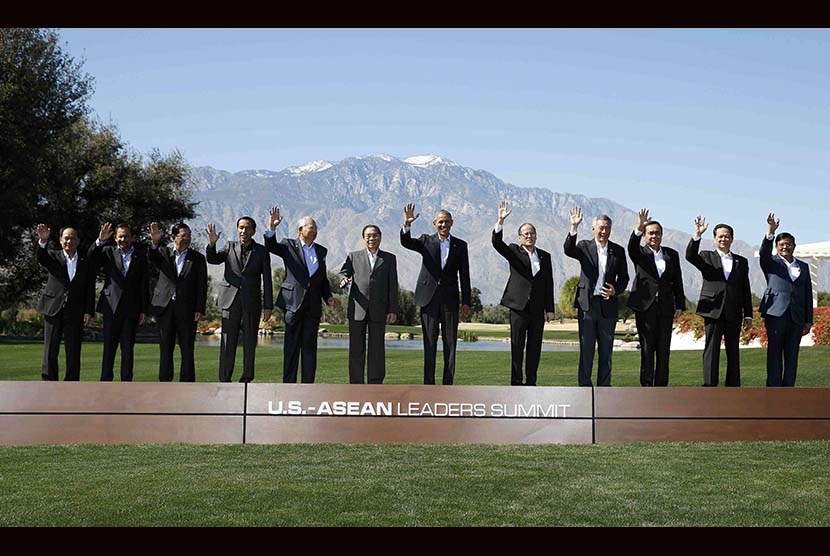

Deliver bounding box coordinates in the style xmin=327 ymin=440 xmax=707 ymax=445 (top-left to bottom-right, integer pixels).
xmin=674 ymin=310 xmax=705 ymax=340
xmin=811 ymin=307 xmax=830 ymax=346
xmin=741 ymin=307 xmax=767 ymax=347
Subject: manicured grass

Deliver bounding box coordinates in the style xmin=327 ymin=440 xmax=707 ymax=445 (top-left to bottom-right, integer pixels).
xmin=2 ymin=338 xmax=829 ymax=386
xmin=0 ymin=441 xmax=828 ymax=526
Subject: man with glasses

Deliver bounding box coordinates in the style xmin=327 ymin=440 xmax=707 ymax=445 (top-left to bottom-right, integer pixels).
xmin=147 ymin=222 xmax=208 ymax=382
xmin=338 ymin=225 xmax=400 ymax=384
xmin=759 ymin=213 xmax=813 ymax=387
xmin=492 ymin=201 xmax=555 ymax=386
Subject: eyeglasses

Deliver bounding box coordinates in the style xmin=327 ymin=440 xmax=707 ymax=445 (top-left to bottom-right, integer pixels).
xmin=364 ymin=233 xmax=380 ymax=239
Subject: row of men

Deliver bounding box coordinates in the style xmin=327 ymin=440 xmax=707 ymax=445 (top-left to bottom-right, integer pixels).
xmin=33 ymin=204 xmax=812 ymax=388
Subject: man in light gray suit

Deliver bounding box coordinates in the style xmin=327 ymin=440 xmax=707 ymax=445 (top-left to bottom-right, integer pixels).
xmin=206 ymin=217 xmax=273 ymax=383
xmin=339 ymin=225 xmax=400 ymax=384
xmin=759 ymin=212 xmax=813 ymax=387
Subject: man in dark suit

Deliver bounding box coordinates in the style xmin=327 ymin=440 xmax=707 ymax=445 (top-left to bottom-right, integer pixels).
xmin=564 ymin=207 xmax=630 ymax=387
xmin=760 ymin=213 xmax=813 ymax=387
xmin=89 ymin=222 xmax=149 ymax=381
xmin=147 ymin=222 xmax=208 ymax=382
xmin=400 ymin=203 xmax=472 ymax=385
xmin=685 ymin=217 xmax=754 ymax=387
xmin=35 ymin=224 xmax=96 ymax=381
xmin=206 ymin=217 xmax=273 ymax=383
xmin=338 ymin=225 xmax=400 ymax=384
xmin=627 ymin=209 xmax=686 ymax=387
xmin=264 ymin=207 xmax=337 ymax=384
xmin=492 ymin=201 xmax=555 ymax=386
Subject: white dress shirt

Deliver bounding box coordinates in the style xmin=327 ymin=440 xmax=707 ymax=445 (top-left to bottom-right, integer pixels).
xmin=367 ymin=249 xmax=378 ymax=271
xmin=766 ymin=234 xmax=801 ymax=281
xmin=593 ymin=240 xmax=609 ymax=296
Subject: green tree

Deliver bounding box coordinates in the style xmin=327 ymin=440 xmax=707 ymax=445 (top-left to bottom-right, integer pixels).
xmin=558 ymin=276 xmax=579 ymax=319
xmin=396 ymin=287 xmax=418 ymax=326
xmin=818 ymin=291 xmax=830 ymax=307
xmin=469 ymin=287 xmax=483 ymax=315
xmin=1 ymin=29 xmax=195 ymax=310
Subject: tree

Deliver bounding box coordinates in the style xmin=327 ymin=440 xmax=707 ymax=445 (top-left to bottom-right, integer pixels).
xmin=818 ymin=291 xmax=830 ymax=307
xmin=1 ymin=29 xmax=195 ymax=310
xmin=396 ymin=287 xmax=418 ymax=326
xmin=558 ymin=276 xmax=579 ymax=319
xmin=469 ymin=287 xmax=483 ymax=315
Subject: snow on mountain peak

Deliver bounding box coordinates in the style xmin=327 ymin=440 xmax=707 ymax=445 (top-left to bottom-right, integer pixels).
xmin=287 ymin=160 xmax=334 ymax=175
xmin=403 ymin=154 xmax=457 ymax=168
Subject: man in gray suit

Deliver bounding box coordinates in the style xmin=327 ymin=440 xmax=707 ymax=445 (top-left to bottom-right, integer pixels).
xmin=760 ymin=212 xmax=813 ymax=387
xmin=206 ymin=217 xmax=273 ymax=383
xmin=338 ymin=225 xmax=400 ymax=384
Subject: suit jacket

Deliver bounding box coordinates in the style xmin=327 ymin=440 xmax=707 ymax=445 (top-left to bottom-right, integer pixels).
xmin=400 ymin=229 xmax=471 ymax=310
xmin=338 ymin=249 xmax=400 ymax=322
xmin=627 ymin=231 xmax=686 ymax=313
xmin=264 ymin=234 xmax=332 ymax=319
xmin=563 ymin=233 xmax=629 ymax=319
xmin=35 ymin=246 xmax=96 ymax=318
xmin=759 ymin=236 xmax=813 ymax=325
xmin=147 ymin=245 xmax=208 ymax=318
xmin=88 ymin=242 xmax=149 ymax=318
xmin=491 ymin=229 xmax=554 ymax=314
xmin=685 ymin=238 xmax=753 ymax=322
xmin=206 ymin=240 xmax=273 ymax=314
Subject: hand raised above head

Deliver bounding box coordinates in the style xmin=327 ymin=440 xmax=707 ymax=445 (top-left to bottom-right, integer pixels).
xmin=404 ymin=202 xmax=420 ymax=227
xmin=569 ymin=207 xmax=583 ymax=228
xmin=693 ymin=215 xmax=708 ymax=237
xmin=36 ymin=223 xmax=51 ymax=242
xmin=98 ymin=222 xmax=114 ymax=242
xmin=269 ymin=206 xmax=282 ymax=230
xmin=766 ymin=212 xmax=780 ymax=235
xmin=148 ymin=222 xmax=162 ymax=244
xmin=206 ymin=223 xmax=221 ymax=246
xmin=498 ymin=200 xmax=512 ymax=222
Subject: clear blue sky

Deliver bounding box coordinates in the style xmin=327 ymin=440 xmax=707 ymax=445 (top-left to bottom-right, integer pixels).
xmin=59 ymin=28 xmax=830 ymax=243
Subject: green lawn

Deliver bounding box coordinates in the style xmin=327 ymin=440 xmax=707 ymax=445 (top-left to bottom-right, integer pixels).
xmin=0 ymin=441 xmax=828 ymax=526
xmin=2 ymin=338 xmax=829 ymax=386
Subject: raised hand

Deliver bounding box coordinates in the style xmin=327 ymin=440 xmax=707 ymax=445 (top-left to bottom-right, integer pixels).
xmin=269 ymin=206 xmax=282 ymax=231
xmin=694 ymin=215 xmax=708 ymax=237
xmin=636 ymin=208 xmax=650 ymax=232
xmin=206 ymin=223 xmax=221 ymax=246
xmin=497 ymin=200 xmax=512 ymax=223
xmin=569 ymin=207 xmax=583 ymax=230
xmin=149 ymin=222 xmax=162 ymax=245
xmin=403 ymin=203 xmax=420 ymax=227
xmin=98 ymin=222 xmax=114 ymax=242
xmin=767 ymin=212 xmax=780 ymax=236
xmin=36 ymin=223 xmax=51 ymax=243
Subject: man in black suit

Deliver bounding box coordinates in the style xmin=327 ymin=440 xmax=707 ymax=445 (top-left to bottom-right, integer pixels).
xmin=685 ymin=217 xmax=754 ymax=387
xmin=564 ymin=207 xmax=630 ymax=387
xmin=627 ymin=209 xmax=686 ymax=387
xmin=89 ymin=222 xmax=149 ymax=381
xmin=147 ymin=222 xmax=208 ymax=382
xmin=206 ymin=217 xmax=273 ymax=383
xmin=35 ymin=224 xmax=96 ymax=381
xmin=759 ymin=213 xmax=813 ymax=387
xmin=264 ymin=207 xmax=337 ymax=384
xmin=400 ymin=203 xmax=472 ymax=385
xmin=491 ymin=201 xmax=555 ymax=386
xmin=338 ymin=225 xmax=400 ymax=384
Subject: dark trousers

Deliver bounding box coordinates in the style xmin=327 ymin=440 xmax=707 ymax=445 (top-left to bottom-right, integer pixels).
xmin=348 ymin=319 xmax=387 ymax=384
xmin=577 ymin=296 xmax=616 ymax=387
xmin=635 ymin=302 xmax=674 ymax=387
xmin=283 ymin=311 xmax=320 ymax=383
xmin=764 ymin=313 xmax=803 ymax=387
xmin=218 ymin=296 xmax=260 ymax=383
xmin=702 ymin=317 xmax=742 ymax=387
xmin=420 ymin=297 xmax=459 ymax=385
xmin=509 ymin=307 xmax=544 ymax=386
xmin=41 ymin=308 xmax=83 ymax=381
xmin=100 ymin=306 xmax=139 ymax=382
xmin=157 ymin=300 xmax=197 ymax=382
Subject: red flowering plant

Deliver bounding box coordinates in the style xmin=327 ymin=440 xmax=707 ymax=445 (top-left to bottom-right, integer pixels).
xmin=741 ymin=307 xmax=767 ymax=347
xmin=674 ymin=310 xmax=705 ymax=340
xmin=811 ymin=307 xmax=830 ymax=346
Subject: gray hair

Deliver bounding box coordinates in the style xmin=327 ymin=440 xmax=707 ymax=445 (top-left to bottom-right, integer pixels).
xmin=297 ymin=216 xmax=317 ymax=230
xmin=592 ymin=214 xmax=613 ymax=227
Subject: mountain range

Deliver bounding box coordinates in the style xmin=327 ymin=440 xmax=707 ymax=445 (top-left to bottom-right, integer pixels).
xmin=187 ymin=154 xmax=827 ymax=306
